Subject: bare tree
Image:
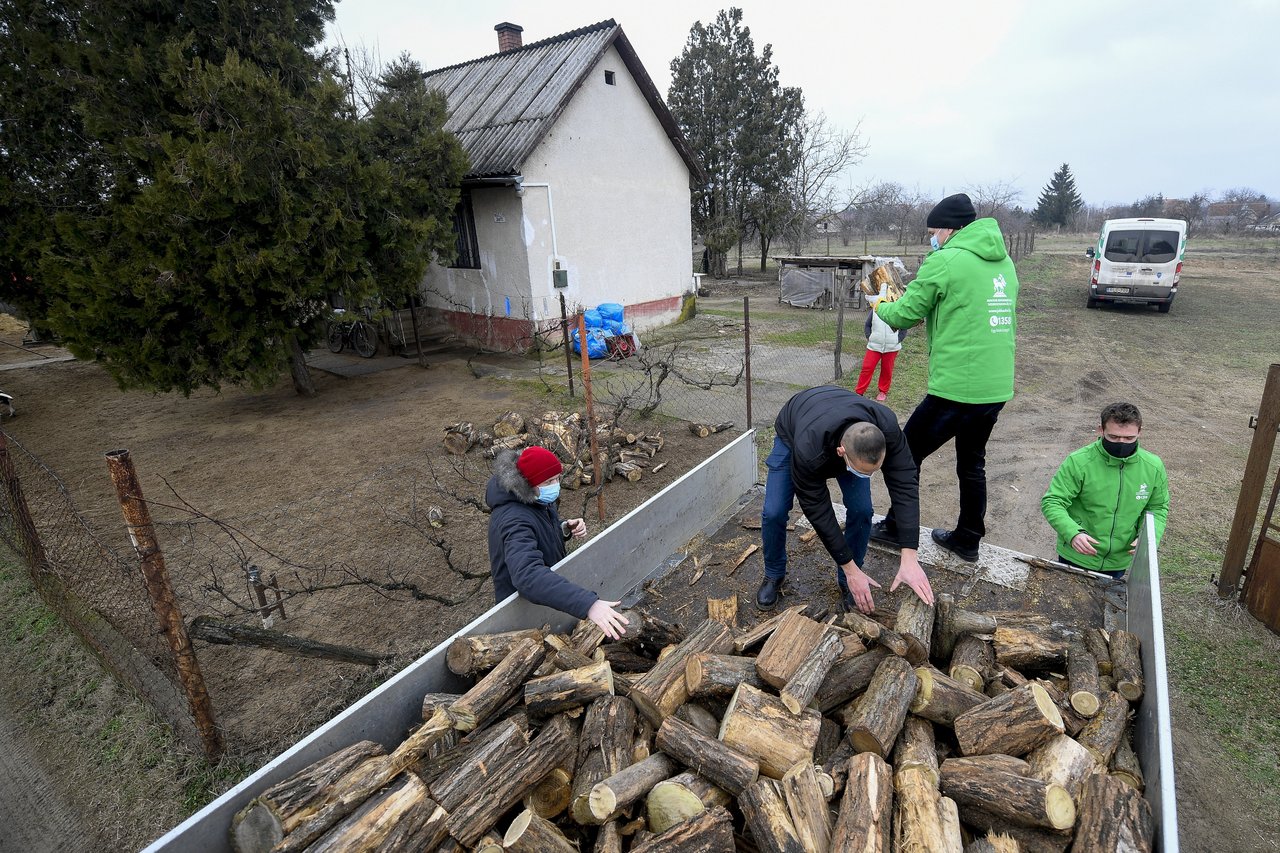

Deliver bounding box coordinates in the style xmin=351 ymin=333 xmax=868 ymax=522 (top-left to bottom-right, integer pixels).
xmin=781 ymin=110 xmax=868 ymax=254
xmin=964 ymin=180 xmax=1024 ymax=220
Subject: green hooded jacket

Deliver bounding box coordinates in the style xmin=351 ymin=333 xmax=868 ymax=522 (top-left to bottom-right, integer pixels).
xmin=1041 ymin=440 xmax=1169 ymax=572
xmin=875 ymin=217 xmax=1017 ymax=403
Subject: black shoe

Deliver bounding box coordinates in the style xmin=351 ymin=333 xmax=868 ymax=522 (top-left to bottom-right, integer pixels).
xmin=869 ymin=519 xmax=898 ymax=545
xmin=756 ymin=576 xmax=783 ymax=610
xmin=931 ymin=528 xmax=979 ymax=562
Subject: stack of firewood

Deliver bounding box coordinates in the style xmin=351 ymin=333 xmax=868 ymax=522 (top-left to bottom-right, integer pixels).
xmin=442 ymin=411 xmax=665 ymax=489
xmin=229 ymin=593 xmax=1153 ymax=852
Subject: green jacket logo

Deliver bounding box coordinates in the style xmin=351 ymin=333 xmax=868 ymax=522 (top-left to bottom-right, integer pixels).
xmin=1136 ymin=483 xmax=1149 ymax=500
xmin=993 ymin=274 xmax=1008 ymax=298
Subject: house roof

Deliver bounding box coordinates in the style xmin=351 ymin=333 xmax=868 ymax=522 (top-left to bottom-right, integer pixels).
xmin=423 ymin=19 xmax=703 ymax=182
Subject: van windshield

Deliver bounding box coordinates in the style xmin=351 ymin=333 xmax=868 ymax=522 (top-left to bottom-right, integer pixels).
xmin=1104 ymin=229 xmax=1180 ymax=264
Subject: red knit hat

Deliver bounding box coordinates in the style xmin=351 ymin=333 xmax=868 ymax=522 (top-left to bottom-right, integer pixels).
xmin=516 ymin=446 xmax=563 ymax=487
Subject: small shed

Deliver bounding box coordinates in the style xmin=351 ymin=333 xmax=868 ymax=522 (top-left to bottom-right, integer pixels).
xmin=774 ymin=255 xmax=910 ymax=309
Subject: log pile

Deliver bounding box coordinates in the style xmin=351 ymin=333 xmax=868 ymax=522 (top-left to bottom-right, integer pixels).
xmin=441 ymin=410 xmax=668 ymax=489
xmin=229 ymin=594 xmax=1154 ymax=852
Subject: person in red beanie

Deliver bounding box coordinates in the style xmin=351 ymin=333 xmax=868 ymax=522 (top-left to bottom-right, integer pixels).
xmin=486 ymin=446 xmax=629 ymax=638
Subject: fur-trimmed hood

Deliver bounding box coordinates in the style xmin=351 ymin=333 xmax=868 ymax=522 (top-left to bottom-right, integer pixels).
xmin=487 ymin=448 xmax=540 ymax=508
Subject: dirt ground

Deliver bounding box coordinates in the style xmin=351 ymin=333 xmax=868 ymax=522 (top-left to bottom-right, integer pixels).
xmin=1 ymin=234 xmax=1278 ymax=850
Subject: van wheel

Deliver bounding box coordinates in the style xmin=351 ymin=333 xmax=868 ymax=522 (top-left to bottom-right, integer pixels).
xmin=1157 ymin=301 xmax=1171 ymax=314
xmin=1087 ymin=296 xmax=1098 ymax=309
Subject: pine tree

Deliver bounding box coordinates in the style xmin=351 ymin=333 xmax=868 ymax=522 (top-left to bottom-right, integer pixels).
xmin=1032 ymin=163 xmax=1084 ymax=228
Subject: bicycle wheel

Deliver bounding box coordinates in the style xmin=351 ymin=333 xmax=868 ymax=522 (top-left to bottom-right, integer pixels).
xmin=352 ymin=321 xmax=378 ymax=358
xmin=326 ymin=322 xmax=345 ymax=353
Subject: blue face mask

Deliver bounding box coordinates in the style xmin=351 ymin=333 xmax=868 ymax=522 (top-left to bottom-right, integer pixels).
xmin=847 ymin=465 xmax=872 ymax=480
xmin=929 ymin=234 xmax=940 ymax=251
xmin=536 ymin=482 xmax=561 ymax=504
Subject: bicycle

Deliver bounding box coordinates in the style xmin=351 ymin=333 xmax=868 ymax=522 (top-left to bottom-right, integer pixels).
xmin=325 ymin=311 xmax=378 ymax=358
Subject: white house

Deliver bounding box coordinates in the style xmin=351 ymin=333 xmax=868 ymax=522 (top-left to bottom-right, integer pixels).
xmin=421 ymin=20 xmax=702 ymax=350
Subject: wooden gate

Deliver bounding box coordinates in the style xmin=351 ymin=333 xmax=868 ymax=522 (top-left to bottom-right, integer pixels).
xmin=1242 ymin=466 xmax=1280 ymax=634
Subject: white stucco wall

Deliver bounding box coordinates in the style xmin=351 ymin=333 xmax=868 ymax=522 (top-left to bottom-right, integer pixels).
xmin=520 ymin=45 xmax=693 ymax=331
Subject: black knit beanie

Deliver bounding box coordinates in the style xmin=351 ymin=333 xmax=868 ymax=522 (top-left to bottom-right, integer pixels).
xmin=927 ymin=193 xmax=977 ymax=229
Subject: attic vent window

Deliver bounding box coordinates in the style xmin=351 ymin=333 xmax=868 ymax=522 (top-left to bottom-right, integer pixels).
xmin=604 ymin=70 xmax=616 ymax=85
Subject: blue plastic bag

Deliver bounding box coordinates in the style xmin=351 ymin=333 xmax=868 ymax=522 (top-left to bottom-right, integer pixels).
xmin=583 ymin=309 xmax=604 ymax=329
xmin=597 ymin=303 xmax=625 ymax=323
xmin=571 ymin=327 xmax=609 ymax=358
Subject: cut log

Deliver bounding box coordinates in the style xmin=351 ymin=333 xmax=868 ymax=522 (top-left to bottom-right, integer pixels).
xmin=1083 ymin=628 xmax=1113 ymax=676
xmin=939 ymin=796 xmax=964 ymax=853
xmin=646 ymin=779 xmax=706 ymax=834
xmin=733 ymin=605 xmax=804 ymax=652
xmin=492 ymin=410 xmax=526 ymax=438
xmin=949 ymin=634 xmax=993 ymax=693
xmin=896 ymin=592 xmax=936 ymax=658
xmin=836 ymin=610 xmax=910 ymax=656
xmin=668 ymin=771 xmax=732 ymax=810
xmin=523 ymin=659 xmax=614 ymax=717
xmin=655 ymin=715 xmax=759 ymax=796
xmin=1110 ymin=731 xmax=1145 ymax=791
xmin=755 ymin=610 xmax=829 ymax=688
xmin=1077 ymin=690 xmax=1130 ymax=766
xmin=706 ymin=595 xmax=739 ymax=629
xmin=614 ymin=609 xmax=686 ymax=651
xmin=953 ymin=682 xmax=1064 ymax=758
xmin=420 ymin=692 xmax=461 ymax=722
xmin=958 ymin=808 xmax=1071 ymax=853
xmin=629 ymin=619 xmax=734 ymax=725
xmin=585 ymin=752 xmax=680 ymax=824
xmin=993 ymin=626 xmax=1068 ymax=671
xmin=718 ymin=682 xmax=822 ymax=779
xmin=831 ymin=752 xmax=893 ymax=853
xmin=543 ymin=636 xmax=634 ymax=697
xmin=964 ymin=834 xmax=1021 ymax=853
xmin=445 ymin=628 xmax=544 ymax=677
xmin=305 ymin=773 xmax=446 ymax=853
xmin=523 ymin=767 xmax=573 ymax=819
xmin=689 ymin=421 xmax=733 ymax=438
xmin=428 ymin=718 xmax=528 ymax=811
xmin=814 ymin=647 xmax=890 ymax=713
xmin=631 ymin=805 xmax=734 ymax=853
xmin=685 ymin=653 xmax=765 ymax=700
xmin=442 ymin=431 xmax=474 ymax=455
xmin=1066 ymin=640 xmax=1101 ymax=718
xmin=844 ymin=654 xmax=919 ymax=758
xmin=444 ymin=713 xmax=578 ymax=846
xmin=894 ymin=766 xmax=949 ymax=853
xmin=473 ymin=832 xmax=503 ymax=853
xmin=1071 ymin=772 xmax=1154 ymax=853
xmin=449 ymin=637 xmax=545 ymax=732
xmin=781 ymin=761 xmax=831 ymax=853
xmin=188 ymin=616 xmax=393 ymax=668
xmin=1109 ymin=629 xmax=1144 ymax=702
xmin=1036 ymin=678 xmax=1088 ymax=738
xmin=893 ymin=715 xmax=940 ymax=788
xmin=231 ymin=740 xmax=386 ymax=852
xmin=931 ymin=593 xmax=998 ymax=662
xmin=675 ymin=703 xmax=720 ymax=737
xmin=570 ymin=696 xmax=637 ymax=825
xmin=614 ymin=461 xmax=643 ymax=482
xmin=1026 ymin=733 xmax=1097 ymax=798
xmin=814 ymin=716 xmax=842 ymax=768
xmin=910 ymin=665 xmax=988 ymax=726
xmin=780 ymin=628 xmax=843 ymax=713
xmin=940 ymin=756 xmax=1076 ymax=831
xmin=599 ymin=643 xmax=657 ymax=674
xmin=571 ymin=617 xmax=608 ymax=655
xmin=593 ymin=821 xmax=624 ymax=853
xmin=738 ymin=777 xmax=805 ymax=853
xmin=502 ymin=808 xmax=576 ymax=853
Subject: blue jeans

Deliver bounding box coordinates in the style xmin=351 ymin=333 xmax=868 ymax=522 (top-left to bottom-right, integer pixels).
xmin=762 ymin=436 xmax=872 ymax=594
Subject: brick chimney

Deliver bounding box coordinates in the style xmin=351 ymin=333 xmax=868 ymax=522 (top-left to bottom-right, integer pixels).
xmin=495 ymin=22 xmax=523 ymax=52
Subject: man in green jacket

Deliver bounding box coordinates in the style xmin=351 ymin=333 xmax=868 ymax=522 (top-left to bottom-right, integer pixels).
xmin=870 ymin=193 xmax=1018 ymax=562
xmin=1041 ymin=402 xmax=1169 ymax=575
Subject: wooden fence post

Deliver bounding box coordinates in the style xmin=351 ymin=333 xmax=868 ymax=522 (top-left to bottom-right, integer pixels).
xmin=576 ymin=314 xmax=606 ymax=523
xmin=105 ymin=449 xmax=223 ymax=758
xmin=744 ymin=297 xmax=753 ymax=430
xmin=1219 ymin=363 xmax=1280 ymax=596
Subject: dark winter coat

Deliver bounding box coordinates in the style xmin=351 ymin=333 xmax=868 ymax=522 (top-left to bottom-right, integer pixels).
xmin=485 ymin=449 xmax=598 ymax=619
xmin=775 ymin=386 xmax=921 ymax=556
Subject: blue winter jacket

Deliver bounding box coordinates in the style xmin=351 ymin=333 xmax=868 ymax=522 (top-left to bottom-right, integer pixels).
xmin=485 ymin=449 xmax=598 ymax=619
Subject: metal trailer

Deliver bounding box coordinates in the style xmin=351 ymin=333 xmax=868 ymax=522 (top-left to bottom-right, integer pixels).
xmin=144 ymin=432 xmax=1178 ymax=852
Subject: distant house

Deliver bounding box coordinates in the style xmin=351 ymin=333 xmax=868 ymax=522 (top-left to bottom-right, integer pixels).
xmin=1205 ymin=201 xmax=1275 ymax=231
xmin=420 ymin=20 xmax=702 ymax=350
xmin=1256 ymin=210 xmax=1280 ymax=233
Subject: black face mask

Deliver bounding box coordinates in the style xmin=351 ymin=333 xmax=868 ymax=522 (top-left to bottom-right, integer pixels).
xmin=1102 ymin=437 xmax=1138 ymax=459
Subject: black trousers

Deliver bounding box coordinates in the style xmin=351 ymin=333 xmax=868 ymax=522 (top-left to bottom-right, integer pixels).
xmin=886 ymin=394 xmax=1005 ymax=547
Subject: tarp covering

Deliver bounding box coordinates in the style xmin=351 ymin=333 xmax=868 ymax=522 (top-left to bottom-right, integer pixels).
xmin=779 ymin=267 xmax=835 ymax=308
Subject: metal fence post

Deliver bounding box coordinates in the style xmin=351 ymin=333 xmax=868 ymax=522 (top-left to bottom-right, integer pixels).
xmin=560 ymin=292 xmax=575 ymax=398
xmin=744 ymin=297 xmax=753 ymax=429
xmin=834 ymin=286 xmax=847 ymax=381
xmin=105 ymin=449 xmax=223 ymax=758
xmin=576 ymin=314 xmax=606 ymax=522
xmin=0 ymin=431 xmax=48 ymax=577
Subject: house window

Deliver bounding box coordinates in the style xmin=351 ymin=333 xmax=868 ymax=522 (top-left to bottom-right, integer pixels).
xmin=450 ymin=191 xmax=481 ymax=269
xmin=604 ymin=70 xmax=615 ymax=85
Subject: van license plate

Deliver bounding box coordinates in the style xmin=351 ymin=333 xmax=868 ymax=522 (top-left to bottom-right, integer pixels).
xmin=1106 ymin=287 xmax=1131 ymax=294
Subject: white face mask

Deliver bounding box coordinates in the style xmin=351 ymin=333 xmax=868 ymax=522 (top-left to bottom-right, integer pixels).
xmin=929 ymin=234 xmax=941 ymax=251
xmin=847 ymin=465 xmax=872 ymax=480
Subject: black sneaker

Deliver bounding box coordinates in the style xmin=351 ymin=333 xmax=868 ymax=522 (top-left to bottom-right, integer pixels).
xmin=869 ymin=519 xmax=898 ymax=545
xmin=931 ymin=528 xmax=979 ymax=562
xmin=756 ymin=576 xmax=783 ymax=610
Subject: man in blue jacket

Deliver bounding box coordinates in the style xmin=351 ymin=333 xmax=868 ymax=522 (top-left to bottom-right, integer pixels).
xmin=759 ymin=386 xmax=934 ymax=614
xmin=487 ymin=446 xmax=629 ymax=638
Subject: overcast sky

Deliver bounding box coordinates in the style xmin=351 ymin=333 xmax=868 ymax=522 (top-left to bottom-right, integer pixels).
xmin=327 ymin=1 xmax=1280 ymax=209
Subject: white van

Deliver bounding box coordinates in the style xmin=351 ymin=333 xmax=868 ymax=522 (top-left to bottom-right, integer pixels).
xmin=1086 ymin=217 xmax=1186 ymax=312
